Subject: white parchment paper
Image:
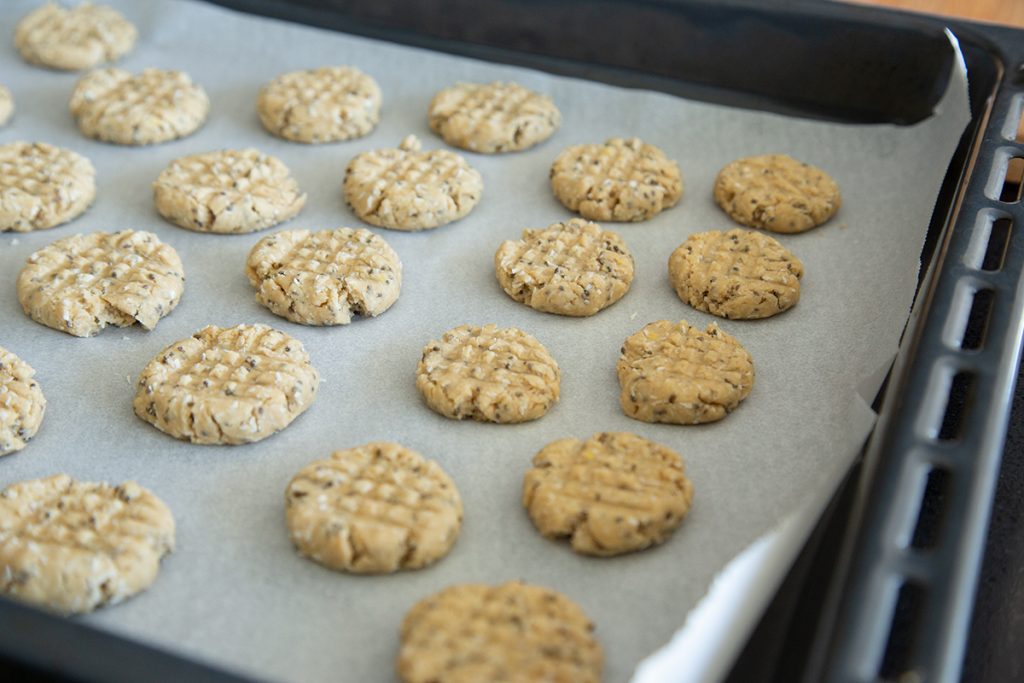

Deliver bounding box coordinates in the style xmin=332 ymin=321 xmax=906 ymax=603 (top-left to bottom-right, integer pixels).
xmin=0 ymin=1 xmax=970 ymax=681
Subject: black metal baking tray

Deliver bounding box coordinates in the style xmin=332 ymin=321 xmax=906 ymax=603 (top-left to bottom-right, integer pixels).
xmin=2 ymin=1 xmax=1022 ymax=681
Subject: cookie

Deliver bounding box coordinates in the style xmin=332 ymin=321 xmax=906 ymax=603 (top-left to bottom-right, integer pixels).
xmin=523 ymin=432 xmax=693 ymax=556
xmin=69 ymin=68 xmax=209 ymax=145
xmin=153 ymin=149 xmax=306 ymax=234
xmin=495 ymin=217 xmax=634 ymax=317
xmin=668 ymin=228 xmax=804 ymax=319
xmin=133 ymin=324 xmax=319 ymax=445
xmin=257 ymin=66 xmax=381 ymax=143
xmin=0 ymin=85 xmax=12 ymax=127
xmin=285 ymin=442 xmax=462 ymax=574
xmin=15 ymin=3 xmax=136 ymax=71
xmin=398 ymin=581 xmax=603 ymax=683
xmin=428 ymin=81 xmax=561 ymax=153
xmin=617 ymin=320 xmax=754 ymax=424
xmin=246 ymin=227 xmax=401 ymax=326
xmin=0 ymin=347 xmax=46 ymax=457
xmin=0 ymin=474 xmax=174 ymax=615
xmin=416 ymin=324 xmax=560 ymax=423
xmin=344 ymin=135 xmax=483 ymax=231
xmin=550 ymin=137 xmax=683 ymax=222
xmin=713 ymin=154 xmax=841 ymax=233
xmin=1 ymin=142 xmax=96 ymax=233
xmin=17 ymin=230 xmax=185 ymax=338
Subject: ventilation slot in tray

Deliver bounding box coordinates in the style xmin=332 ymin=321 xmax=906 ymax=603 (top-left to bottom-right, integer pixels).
xmin=910 ymin=466 xmax=951 ymax=549
xmin=1001 ymin=157 xmax=1024 ymax=203
xmin=937 ymin=371 xmax=973 ymax=441
xmin=981 ymin=217 xmax=1012 ymax=271
xmin=878 ymin=580 xmax=928 ymax=680
xmin=961 ymin=288 xmax=994 ymax=350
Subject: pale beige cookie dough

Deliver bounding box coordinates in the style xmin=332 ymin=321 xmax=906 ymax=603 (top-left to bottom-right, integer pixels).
xmin=70 ymin=68 xmax=209 ymax=145
xmin=399 ymin=581 xmax=603 ymax=683
xmin=416 ymin=324 xmax=560 ymax=423
xmin=669 ymin=228 xmax=804 ymax=320
xmin=550 ymin=137 xmax=683 ymax=222
xmin=495 ymin=217 xmax=634 ymax=316
xmin=246 ymin=227 xmax=401 ymax=326
xmin=1 ymin=142 xmax=96 ymax=233
xmin=618 ymin=320 xmax=754 ymax=424
xmin=344 ymin=135 xmax=483 ymax=231
xmin=257 ymin=66 xmax=381 ymax=143
xmin=523 ymin=432 xmax=694 ymax=556
xmin=0 ymin=347 xmax=46 ymax=457
xmin=0 ymin=474 xmax=175 ymax=615
xmin=714 ymin=154 xmax=841 ymax=233
xmin=15 ymin=3 xmax=136 ymax=71
xmin=153 ymin=149 xmax=306 ymax=234
xmin=0 ymin=86 xmax=12 ymax=127
xmin=133 ymin=324 xmax=319 ymax=445
xmin=428 ymin=81 xmax=561 ymax=153
xmin=17 ymin=230 xmax=185 ymax=338
xmin=285 ymin=442 xmax=462 ymax=574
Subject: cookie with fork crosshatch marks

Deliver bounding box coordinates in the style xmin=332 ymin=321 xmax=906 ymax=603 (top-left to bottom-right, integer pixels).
xmin=0 ymin=474 xmax=174 ymax=615
xmin=257 ymin=66 xmax=381 ymax=143
xmin=523 ymin=432 xmax=694 ymax=556
xmin=285 ymin=442 xmax=462 ymax=574
xmin=133 ymin=324 xmax=319 ymax=445
xmin=15 ymin=3 xmax=136 ymax=71
xmin=398 ymin=581 xmax=603 ymax=683
xmin=0 ymin=86 xmax=12 ymax=127
xmin=428 ymin=81 xmax=561 ymax=153
xmin=1 ymin=142 xmax=95 ymax=233
xmin=0 ymin=346 xmax=46 ymax=457
xmin=17 ymin=230 xmax=184 ymax=337
xmin=344 ymin=135 xmax=483 ymax=231
xmin=617 ymin=320 xmax=754 ymax=425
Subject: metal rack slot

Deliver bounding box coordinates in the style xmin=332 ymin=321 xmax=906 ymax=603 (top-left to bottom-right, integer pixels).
xmin=961 ymin=288 xmax=995 ymax=349
xmin=981 ymin=217 xmax=1012 ymax=271
xmin=878 ymin=580 xmax=928 ymax=680
xmin=937 ymin=371 xmax=974 ymax=441
xmin=910 ymin=466 xmax=952 ymax=549
xmin=1000 ymin=157 xmax=1023 ymax=202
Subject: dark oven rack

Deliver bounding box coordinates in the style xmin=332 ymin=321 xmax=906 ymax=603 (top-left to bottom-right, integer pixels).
xmin=2 ymin=1 xmax=1022 ymax=681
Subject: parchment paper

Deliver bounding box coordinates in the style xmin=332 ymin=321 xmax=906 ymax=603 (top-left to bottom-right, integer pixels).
xmin=0 ymin=1 xmax=970 ymax=681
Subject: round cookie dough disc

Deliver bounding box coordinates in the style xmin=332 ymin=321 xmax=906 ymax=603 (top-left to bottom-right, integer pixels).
xmin=1 ymin=142 xmax=96 ymax=233
xmin=154 ymin=149 xmax=306 ymax=234
xmin=246 ymin=227 xmax=402 ymax=326
xmin=428 ymin=81 xmax=561 ymax=153
xmin=0 ymin=346 xmax=46 ymax=457
xmin=69 ymin=68 xmax=209 ymax=145
xmin=15 ymin=3 xmax=136 ymax=71
xmin=285 ymin=442 xmax=463 ymax=574
xmin=0 ymin=86 xmax=13 ymax=127
xmin=713 ymin=154 xmax=841 ymax=233
xmin=344 ymin=135 xmax=483 ymax=231
xmin=668 ymin=228 xmax=804 ymax=319
xmin=523 ymin=432 xmax=694 ymax=556
xmin=133 ymin=324 xmax=320 ymax=445
xmin=17 ymin=230 xmax=185 ymax=337
xmin=550 ymin=137 xmax=683 ymax=222
xmin=257 ymin=66 xmax=381 ymax=143
xmin=495 ymin=217 xmax=634 ymax=316
xmin=399 ymin=581 xmax=603 ymax=683
xmin=416 ymin=324 xmax=560 ymax=423
xmin=0 ymin=474 xmax=175 ymax=615
xmin=617 ymin=320 xmax=754 ymax=424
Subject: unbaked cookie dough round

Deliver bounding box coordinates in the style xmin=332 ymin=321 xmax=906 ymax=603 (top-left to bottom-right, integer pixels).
xmin=416 ymin=324 xmax=560 ymax=423
xmin=15 ymin=3 xmax=136 ymax=71
xmin=154 ymin=148 xmax=306 ymax=234
xmin=17 ymin=230 xmax=185 ymax=337
xmin=246 ymin=227 xmax=401 ymax=326
xmin=133 ymin=324 xmax=319 ymax=445
xmin=257 ymin=66 xmax=381 ymax=143
xmin=550 ymin=137 xmax=683 ymax=222
xmin=495 ymin=217 xmax=634 ymax=316
xmin=1 ymin=142 xmax=96 ymax=233
xmin=428 ymin=81 xmax=561 ymax=153
xmin=285 ymin=442 xmax=462 ymax=574
xmin=669 ymin=228 xmax=804 ymax=319
xmin=70 ymin=68 xmax=209 ymax=145
xmin=617 ymin=320 xmax=754 ymax=424
xmin=0 ymin=346 xmax=46 ymax=457
xmin=713 ymin=154 xmax=841 ymax=233
xmin=398 ymin=581 xmax=603 ymax=683
xmin=0 ymin=474 xmax=174 ymax=615
xmin=523 ymin=432 xmax=694 ymax=556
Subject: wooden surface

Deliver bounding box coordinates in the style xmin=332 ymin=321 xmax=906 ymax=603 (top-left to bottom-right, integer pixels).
xmin=843 ymin=0 xmax=1024 ymax=27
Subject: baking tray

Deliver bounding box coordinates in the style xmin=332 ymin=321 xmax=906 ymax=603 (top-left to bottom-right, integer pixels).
xmin=0 ymin=1 xmax=1021 ymax=682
